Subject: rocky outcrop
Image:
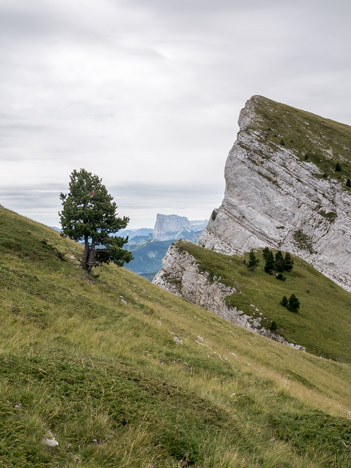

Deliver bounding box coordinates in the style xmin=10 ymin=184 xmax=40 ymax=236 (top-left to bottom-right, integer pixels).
xmin=153 ymin=242 xmax=305 ymax=350
xmin=199 ymin=96 xmax=351 ymax=292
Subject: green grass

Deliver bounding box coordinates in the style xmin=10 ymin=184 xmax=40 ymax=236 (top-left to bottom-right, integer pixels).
xmin=177 ymin=241 xmax=351 ymax=362
xmin=247 ymin=96 xmax=351 ymax=185
xmin=0 ymin=206 xmax=351 ymax=467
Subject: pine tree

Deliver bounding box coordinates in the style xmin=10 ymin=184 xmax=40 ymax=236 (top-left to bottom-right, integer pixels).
xmin=59 ymin=169 xmax=133 ymax=273
xmin=335 ymin=162 xmax=342 ymax=172
xmin=287 ymin=294 xmax=300 ymax=313
xmin=280 ymin=296 xmax=288 ymax=307
xmin=270 ymin=321 xmax=278 ymax=331
xmin=264 ymin=251 xmax=275 ymax=274
xmin=283 ymin=252 xmax=294 ymax=272
xmin=263 ymin=247 xmax=271 ymax=262
xmin=247 ymin=249 xmax=260 ymax=271
xmin=346 ymin=179 xmax=351 ymax=188
xmin=275 ymin=251 xmax=285 ymax=272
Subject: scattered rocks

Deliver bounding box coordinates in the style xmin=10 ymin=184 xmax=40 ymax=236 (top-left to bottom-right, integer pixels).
xmin=43 ymin=437 xmax=59 ymax=448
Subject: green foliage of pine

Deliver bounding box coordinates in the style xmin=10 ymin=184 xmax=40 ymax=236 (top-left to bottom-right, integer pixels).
xmin=284 ymin=253 xmax=294 ymax=272
xmin=275 ymin=251 xmax=285 ymax=272
xmin=287 ymin=294 xmax=300 ymax=313
xmin=280 ymin=296 xmax=288 ymax=307
xmin=264 ymin=251 xmax=275 ymax=274
xmin=60 ymin=169 xmax=132 ymax=272
xmin=247 ymin=249 xmax=259 ymax=271
xmin=0 ymin=207 xmax=351 ymax=467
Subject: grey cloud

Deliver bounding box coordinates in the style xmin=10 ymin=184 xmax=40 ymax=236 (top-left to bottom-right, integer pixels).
xmin=1 ymin=0 xmax=351 ymax=227
xmin=0 ymin=182 xmax=223 ymax=228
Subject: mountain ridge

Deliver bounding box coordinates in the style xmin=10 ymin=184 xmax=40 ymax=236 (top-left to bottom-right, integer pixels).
xmin=198 ymin=95 xmax=351 ymax=291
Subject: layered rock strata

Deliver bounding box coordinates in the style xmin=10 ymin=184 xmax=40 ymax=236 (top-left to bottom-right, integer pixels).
xmin=199 ymin=96 xmax=351 ymax=292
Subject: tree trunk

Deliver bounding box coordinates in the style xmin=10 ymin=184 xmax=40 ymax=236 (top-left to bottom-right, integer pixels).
xmin=82 ymin=235 xmax=90 ymax=271
xmin=87 ymin=239 xmax=96 ymax=273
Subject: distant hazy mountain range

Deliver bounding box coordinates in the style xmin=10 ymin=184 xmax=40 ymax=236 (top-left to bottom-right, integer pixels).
xmin=120 ymin=214 xmax=208 ymax=280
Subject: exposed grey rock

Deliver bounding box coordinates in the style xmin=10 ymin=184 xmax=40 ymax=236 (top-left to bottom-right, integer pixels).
xmin=153 ymin=243 xmax=305 ymax=350
xmin=43 ymin=437 xmax=59 ymax=447
xmin=199 ymin=95 xmax=351 ymax=292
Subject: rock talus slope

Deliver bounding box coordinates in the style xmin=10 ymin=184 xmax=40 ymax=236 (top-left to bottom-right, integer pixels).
xmin=199 ymin=96 xmax=351 ymax=292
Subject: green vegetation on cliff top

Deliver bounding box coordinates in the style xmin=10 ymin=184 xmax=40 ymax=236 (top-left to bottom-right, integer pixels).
xmin=0 ymin=206 xmax=351 ymax=467
xmin=177 ymin=241 xmax=351 ymax=363
xmin=248 ymin=96 xmax=351 ymax=184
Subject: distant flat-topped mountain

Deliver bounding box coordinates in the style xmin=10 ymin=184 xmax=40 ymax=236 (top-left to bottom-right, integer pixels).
xmin=153 ymin=214 xmax=207 ymax=241
xmin=123 ymin=214 xmax=207 ymax=279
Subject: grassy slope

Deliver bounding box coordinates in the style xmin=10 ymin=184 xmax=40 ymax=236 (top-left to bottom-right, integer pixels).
xmin=178 ymin=241 xmax=351 ymax=363
xmin=0 ymin=206 xmax=351 ymax=467
xmin=247 ymin=96 xmax=351 ymax=185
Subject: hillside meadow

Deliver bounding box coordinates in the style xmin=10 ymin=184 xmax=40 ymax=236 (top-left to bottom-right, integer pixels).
xmin=177 ymin=241 xmax=351 ymax=362
xmin=0 ymin=206 xmax=350 ymax=467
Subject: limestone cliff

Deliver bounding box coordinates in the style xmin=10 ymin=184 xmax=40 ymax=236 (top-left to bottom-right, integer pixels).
xmin=153 ymin=241 xmax=305 ymax=350
xmin=199 ymin=96 xmax=351 ymax=292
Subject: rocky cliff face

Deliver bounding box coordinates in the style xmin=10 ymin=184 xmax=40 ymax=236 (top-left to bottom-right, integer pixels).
xmin=153 ymin=242 xmax=305 ymax=350
xmin=199 ymin=96 xmax=351 ymax=292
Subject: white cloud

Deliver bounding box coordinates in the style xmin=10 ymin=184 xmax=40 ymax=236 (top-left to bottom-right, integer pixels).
xmin=0 ymin=0 xmax=351 ymax=227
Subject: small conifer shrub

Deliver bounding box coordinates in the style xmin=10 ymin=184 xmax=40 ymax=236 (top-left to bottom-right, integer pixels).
xmin=275 ymin=251 xmax=285 ymax=272
xmin=247 ymin=250 xmax=260 ymax=271
xmin=264 ymin=250 xmax=275 ymax=275
xmin=335 ymin=162 xmax=342 ymax=172
xmin=263 ymin=247 xmax=271 ymax=262
xmin=280 ymin=296 xmax=288 ymax=307
xmin=276 ymin=273 xmax=286 ymax=281
xmin=287 ymin=294 xmax=300 ymax=313
xmin=270 ymin=321 xmax=278 ymax=331
xmin=283 ymin=253 xmax=294 ymax=272
xmin=346 ymin=179 xmax=351 ymax=188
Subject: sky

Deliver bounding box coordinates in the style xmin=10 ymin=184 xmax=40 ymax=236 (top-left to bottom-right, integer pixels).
xmin=1 ymin=0 xmax=351 ymax=229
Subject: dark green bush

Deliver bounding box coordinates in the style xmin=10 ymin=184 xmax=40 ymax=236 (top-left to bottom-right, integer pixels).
xmin=280 ymin=296 xmax=288 ymax=307
xmin=276 ymin=273 xmax=286 ymax=281
xmin=270 ymin=321 xmax=278 ymax=331
xmin=287 ymin=294 xmax=300 ymax=313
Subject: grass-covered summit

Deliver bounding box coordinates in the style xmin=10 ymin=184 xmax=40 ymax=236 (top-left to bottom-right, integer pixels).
xmin=244 ymin=95 xmax=351 ymax=184
xmin=0 ymin=206 xmax=351 ymax=467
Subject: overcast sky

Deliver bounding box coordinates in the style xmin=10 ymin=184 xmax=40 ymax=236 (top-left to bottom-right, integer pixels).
xmin=1 ymin=0 xmax=351 ymax=228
